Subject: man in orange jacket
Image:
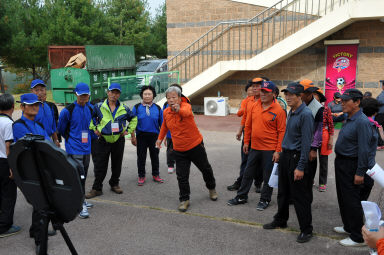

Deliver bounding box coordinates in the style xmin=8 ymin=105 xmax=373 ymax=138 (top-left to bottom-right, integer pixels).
xmin=228 ymin=77 xmax=264 ymax=192
xmin=227 ymin=81 xmax=286 ymax=210
xmin=156 ymin=86 xmax=217 ymax=212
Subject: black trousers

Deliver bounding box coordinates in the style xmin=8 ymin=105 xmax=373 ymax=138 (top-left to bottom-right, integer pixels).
xmin=166 ymin=137 xmax=176 ymax=168
xmin=237 ymin=149 xmax=274 ymax=202
xmin=274 ymin=150 xmax=315 ymax=234
xmin=317 ymin=150 xmax=328 ymax=185
xmin=136 ymin=132 xmax=160 ymax=177
xmin=92 ymin=136 xmax=125 ymax=191
xmin=335 ymin=154 xmax=374 ymax=243
xmin=173 ymin=142 xmax=216 ymax=202
xmin=236 ymin=139 xmax=262 ymax=186
xmin=0 ymin=159 xmax=17 ymax=234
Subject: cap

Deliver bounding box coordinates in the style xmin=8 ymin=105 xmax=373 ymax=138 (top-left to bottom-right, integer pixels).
xmin=363 ymin=91 xmax=372 ymax=97
xmin=248 ymin=77 xmax=263 ymax=85
xmin=17 ymin=93 xmax=40 ymax=104
xmin=30 ymin=79 xmax=46 ymax=89
xmin=314 ymin=89 xmax=326 ymax=103
xmin=334 ymin=92 xmax=341 ymax=98
xmin=282 ymin=82 xmax=304 ymax=95
xmin=108 ymin=83 xmax=121 ymax=92
xmin=74 ymin=82 xmax=90 ymax=95
xmin=260 ymin=81 xmax=276 ymax=92
xmin=341 ymin=89 xmax=363 ymax=100
xmin=299 ymin=79 xmax=318 ymax=93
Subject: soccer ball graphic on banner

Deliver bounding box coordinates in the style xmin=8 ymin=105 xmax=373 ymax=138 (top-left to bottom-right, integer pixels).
xmin=336 ymin=77 xmax=345 ymax=92
xmin=336 ymin=77 xmax=345 ymax=86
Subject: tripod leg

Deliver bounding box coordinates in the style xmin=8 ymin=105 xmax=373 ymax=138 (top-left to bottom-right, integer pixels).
xmin=55 ymin=224 xmax=78 ymax=255
xmin=38 ymin=211 xmax=49 ymax=255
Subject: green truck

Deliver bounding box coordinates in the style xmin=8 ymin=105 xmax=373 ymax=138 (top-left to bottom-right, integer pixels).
xmin=49 ymin=45 xmax=136 ymax=104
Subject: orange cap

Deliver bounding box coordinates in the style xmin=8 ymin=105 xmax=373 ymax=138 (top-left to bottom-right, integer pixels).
xmin=299 ymin=79 xmax=318 ymax=92
xmin=251 ymin=77 xmax=263 ymax=83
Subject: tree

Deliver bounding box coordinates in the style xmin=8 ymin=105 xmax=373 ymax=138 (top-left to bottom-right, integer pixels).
xmin=44 ymin=0 xmax=111 ymax=45
xmin=0 ymin=0 xmax=111 ymax=81
xmin=148 ymin=3 xmax=167 ymax=58
xmin=0 ymin=0 xmax=50 ymax=79
xmin=105 ymin=0 xmax=151 ymax=60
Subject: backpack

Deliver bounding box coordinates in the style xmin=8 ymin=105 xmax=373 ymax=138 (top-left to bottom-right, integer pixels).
xmin=134 ymin=103 xmax=162 ymax=128
xmin=13 ymin=119 xmax=44 ymax=133
xmin=63 ymin=103 xmax=93 ymax=141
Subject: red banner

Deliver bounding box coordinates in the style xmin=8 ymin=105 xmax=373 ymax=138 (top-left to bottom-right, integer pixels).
xmin=325 ymin=44 xmax=358 ymax=105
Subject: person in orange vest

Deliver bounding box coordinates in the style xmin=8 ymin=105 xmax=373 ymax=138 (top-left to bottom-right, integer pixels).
xmin=156 ymin=86 xmax=217 ymax=212
xmin=227 ymin=77 xmax=264 ymax=192
xmin=227 ymin=81 xmax=286 ymax=211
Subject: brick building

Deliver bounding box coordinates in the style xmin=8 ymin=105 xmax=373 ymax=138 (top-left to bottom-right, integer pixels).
xmin=166 ymin=0 xmax=384 ymax=109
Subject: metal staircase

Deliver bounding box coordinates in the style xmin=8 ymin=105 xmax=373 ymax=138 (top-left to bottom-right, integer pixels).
xmin=167 ymin=0 xmax=349 ymax=84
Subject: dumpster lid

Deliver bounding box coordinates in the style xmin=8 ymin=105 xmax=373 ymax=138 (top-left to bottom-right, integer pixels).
xmin=85 ymin=45 xmax=135 ymax=71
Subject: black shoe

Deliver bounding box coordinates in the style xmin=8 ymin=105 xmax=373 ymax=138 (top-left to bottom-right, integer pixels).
xmin=227 ymin=182 xmax=240 ymax=191
xmin=296 ymin=232 xmax=313 ymax=243
xmin=227 ymin=197 xmax=247 ymax=206
xmin=255 ymin=184 xmax=261 ymax=193
xmin=256 ymin=200 xmax=270 ymax=211
xmin=263 ymin=221 xmax=287 ymax=230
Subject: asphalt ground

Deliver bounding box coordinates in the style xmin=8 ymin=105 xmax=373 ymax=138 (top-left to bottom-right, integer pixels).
xmin=1 ymin=112 xmax=383 ymax=255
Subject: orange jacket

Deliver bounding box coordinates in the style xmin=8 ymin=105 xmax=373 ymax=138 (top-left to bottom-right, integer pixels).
xmin=244 ymin=99 xmax=286 ymax=152
xmin=158 ymin=102 xmax=203 ymax=152
xmin=241 ymin=96 xmax=257 ymax=126
xmin=378 ymin=239 xmax=384 ymax=255
xmin=237 ymin=96 xmax=252 ymax=117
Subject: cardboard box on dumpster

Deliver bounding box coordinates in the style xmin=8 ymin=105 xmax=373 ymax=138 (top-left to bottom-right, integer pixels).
xmin=65 ymin=53 xmax=86 ymax=68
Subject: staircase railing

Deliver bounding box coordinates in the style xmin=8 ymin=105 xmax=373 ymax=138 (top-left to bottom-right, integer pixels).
xmin=167 ymin=0 xmax=349 ymax=83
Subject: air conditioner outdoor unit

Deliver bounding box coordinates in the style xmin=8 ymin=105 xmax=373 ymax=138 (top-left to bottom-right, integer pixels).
xmin=204 ymin=97 xmax=229 ymax=116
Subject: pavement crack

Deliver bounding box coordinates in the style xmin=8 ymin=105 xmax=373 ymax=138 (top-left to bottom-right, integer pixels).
xmin=91 ymin=197 xmax=343 ymax=241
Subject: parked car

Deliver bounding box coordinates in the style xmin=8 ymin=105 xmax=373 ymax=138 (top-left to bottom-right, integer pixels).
xmin=136 ymin=59 xmax=168 ymax=93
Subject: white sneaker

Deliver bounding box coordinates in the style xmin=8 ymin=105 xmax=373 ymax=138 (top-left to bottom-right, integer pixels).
xmin=79 ymin=203 xmax=89 ymax=219
xmin=333 ymin=226 xmax=349 ymax=234
xmin=339 ymin=237 xmax=366 ymax=247
xmin=84 ymin=200 xmax=94 ymax=209
xmin=168 ymin=167 xmax=175 ymax=174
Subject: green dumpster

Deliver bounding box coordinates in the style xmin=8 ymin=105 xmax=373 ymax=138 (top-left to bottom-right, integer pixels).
xmin=49 ymin=45 xmax=136 ymax=104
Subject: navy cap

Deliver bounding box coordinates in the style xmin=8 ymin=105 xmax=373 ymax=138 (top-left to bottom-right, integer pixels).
xmin=363 ymin=91 xmax=372 ymax=97
xmin=30 ymin=79 xmax=46 ymax=89
xmin=260 ymin=81 xmax=276 ymax=92
xmin=74 ymin=82 xmax=90 ymax=95
xmin=18 ymin=93 xmax=40 ymax=104
xmin=108 ymin=83 xmax=121 ymax=92
xmin=334 ymin=92 xmax=342 ymax=98
xmin=282 ymin=82 xmax=304 ymax=95
xmin=341 ymin=89 xmax=363 ymax=100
